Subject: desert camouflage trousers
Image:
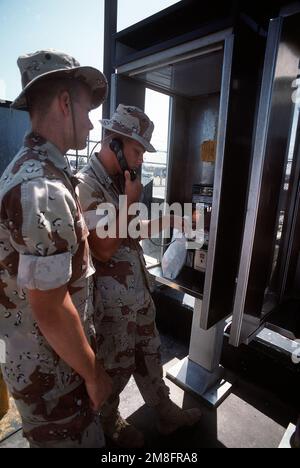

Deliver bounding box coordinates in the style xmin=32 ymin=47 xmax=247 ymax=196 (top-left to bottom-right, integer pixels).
xmin=0 ymin=274 xmax=105 ymax=448
xmin=28 ymin=414 xmax=103 ymax=448
xmin=95 ymin=289 xmax=170 ymax=419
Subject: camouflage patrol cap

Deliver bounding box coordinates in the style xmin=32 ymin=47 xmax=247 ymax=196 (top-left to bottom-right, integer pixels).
xmin=11 ymin=49 xmax=108 ymax=111
xmin=100 ymin=104 xmax=156 ymax=153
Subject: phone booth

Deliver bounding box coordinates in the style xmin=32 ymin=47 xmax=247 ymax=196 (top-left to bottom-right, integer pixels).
xmin=104 ymin=0 xmax=299 ymax=407
xmin=230 ymin=12 xmax=300 ymax=347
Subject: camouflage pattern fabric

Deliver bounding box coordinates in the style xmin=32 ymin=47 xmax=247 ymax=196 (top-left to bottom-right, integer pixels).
xmin=28 ymin=415 xmax=103 ymax=449
xmin=0 ymin=133 xmax=104 ymax=448
xmin=12 ymin=49 xmax=108 ymax=111
xmin=98 ymin=291 xmax=170 ymax=420
xmin=100 ymin=104 xmax=156 ymax=153
xmin=77 ymin=154 xmax=170 ymax=414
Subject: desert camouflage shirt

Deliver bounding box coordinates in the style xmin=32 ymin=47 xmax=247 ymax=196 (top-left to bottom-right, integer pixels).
xmin=77 ymin=153 xmax=154 ymax=310
xmin=0 ymin=133 xmax=96 ymax=438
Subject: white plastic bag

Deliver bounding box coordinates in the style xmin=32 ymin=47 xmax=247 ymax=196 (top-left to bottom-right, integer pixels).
xmin=162 ymin=229 xmax=187 ymax=280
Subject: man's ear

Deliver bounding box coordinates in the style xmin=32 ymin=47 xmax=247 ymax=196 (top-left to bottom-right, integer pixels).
xmin=59 ymin=91 xmax=71 ymax=117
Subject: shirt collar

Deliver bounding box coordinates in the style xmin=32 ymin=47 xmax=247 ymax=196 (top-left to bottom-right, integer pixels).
xmin=24 ymin=132 xmax=73 ymax=178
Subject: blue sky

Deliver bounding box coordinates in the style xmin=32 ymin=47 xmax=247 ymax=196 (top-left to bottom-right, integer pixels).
xmin=0 ymin=0 xmax=178 ymax=144
xmin=0 ymin=0 xmax=179 ymax=102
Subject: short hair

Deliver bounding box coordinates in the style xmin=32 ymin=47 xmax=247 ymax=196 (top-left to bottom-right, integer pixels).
xmin=26 ymin=77 xmax=90 ymax=117
xmin=104 ymin=129 xmax=114 ymax=139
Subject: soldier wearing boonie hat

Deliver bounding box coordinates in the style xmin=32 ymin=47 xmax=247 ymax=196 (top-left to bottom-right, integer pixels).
xmin=0 ymin=50 xmax=112 ymax=448
xmin=100 ymin=104 xmax=156 ymax=153
xmin=76 ymin=104 xmax=202 ymax=448
xmin=11 ymin=49 xmax=108 ymax=110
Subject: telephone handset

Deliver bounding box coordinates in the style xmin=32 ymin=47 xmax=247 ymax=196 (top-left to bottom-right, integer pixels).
xmin=109 ymin=138 xmax=137 ymax=181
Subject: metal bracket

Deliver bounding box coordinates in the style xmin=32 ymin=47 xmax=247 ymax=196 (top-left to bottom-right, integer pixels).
xmin=167 ymin=357 xmax=232 ymax=407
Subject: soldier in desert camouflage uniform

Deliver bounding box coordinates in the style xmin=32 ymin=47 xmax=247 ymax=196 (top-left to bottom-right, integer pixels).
xmin=77 ymin=105 xmax=202 ymax=448
xmin=0 ymin=50 xmax=112 ymax=448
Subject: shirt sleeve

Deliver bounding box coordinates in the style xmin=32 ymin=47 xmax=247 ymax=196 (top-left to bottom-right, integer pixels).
xmin=4 ymin=178 xmax=80 ymax=291
xmin=76 ymin=176 xmax=108 ymax=232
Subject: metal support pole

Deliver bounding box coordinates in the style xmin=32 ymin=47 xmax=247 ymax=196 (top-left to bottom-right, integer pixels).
xmin=167 ymin=299 xmax=232 ymax=407
xmin=103 ymin=0 xmax=118 ymax=119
